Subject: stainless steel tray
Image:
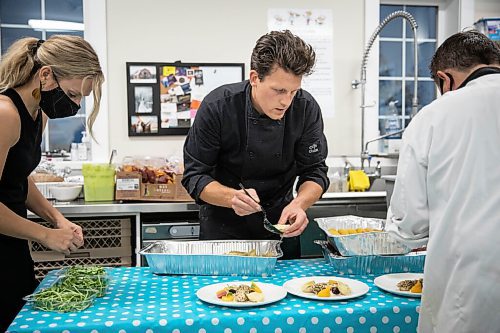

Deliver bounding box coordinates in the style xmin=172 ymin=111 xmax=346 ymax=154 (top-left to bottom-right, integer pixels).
xmin=315 ymin=215 xmax=412 ymax=256
xmin=315 ymin=240 xmax=425 ymax=275
xmin=139 ymin=240 xmax=282 ymax=276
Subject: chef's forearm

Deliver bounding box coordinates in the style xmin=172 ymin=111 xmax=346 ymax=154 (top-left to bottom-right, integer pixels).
xmin=199 ymin=181 xmax=238 ymax=208
xmin=26 ymin=176 xmax=65 ymax=226
xmin=290 ymin=181 xmax=323 ymax=210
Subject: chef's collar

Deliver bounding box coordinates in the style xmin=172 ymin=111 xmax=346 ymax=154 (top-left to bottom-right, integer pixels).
xmin=245 ymin=83 xmax=267 ymax=118
xmin=457 ymin=66 xmax=500 ymax=89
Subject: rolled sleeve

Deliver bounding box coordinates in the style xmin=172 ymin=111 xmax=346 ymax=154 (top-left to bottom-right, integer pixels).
xmin=182 ymin=102 xmax=221 ymax=203
xmin=294 ymin=99 xmax=329 ymax=193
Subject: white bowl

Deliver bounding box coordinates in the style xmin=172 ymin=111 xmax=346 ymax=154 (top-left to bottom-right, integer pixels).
xmin=49 ymin=185 xmax=83 ymax=202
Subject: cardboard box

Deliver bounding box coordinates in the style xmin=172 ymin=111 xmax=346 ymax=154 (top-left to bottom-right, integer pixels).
xmin=115 ymin=171 xmax=193 ymax=202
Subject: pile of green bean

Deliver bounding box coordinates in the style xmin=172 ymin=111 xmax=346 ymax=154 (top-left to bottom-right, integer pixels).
xmin=30 ymin=265 xmax=109 ymax=312
xmin=64 ymin=265 xmax=107 ymax=276
xmin=32 ymin=285 xmax=95 ymax=312
xmin=60 ymin=274 xmax=108 ymax=297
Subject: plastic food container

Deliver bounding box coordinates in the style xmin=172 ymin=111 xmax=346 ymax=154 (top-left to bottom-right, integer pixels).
xmin=82 ymin=163 xmax=116 ymax=201
xmin=23 ymin=279 xmax=96 ymax=313
xmin=315 ymin=215 xmax=412 ymax=256
xmin=139 ymin=240 xmax=282 ymax=276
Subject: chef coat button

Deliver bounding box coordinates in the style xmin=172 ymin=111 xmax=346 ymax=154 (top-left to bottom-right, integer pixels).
xmin=253 ymin=120 xmax=258 ymax=125
xmin=275 ymin=152 xmax=281 ymax=158
xmin=248 ymin=151 xmax=255 ymax=158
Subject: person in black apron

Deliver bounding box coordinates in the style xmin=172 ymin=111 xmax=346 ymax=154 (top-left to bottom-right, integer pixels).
xmin=0 ymin=36 xmax=104 ymax=331
xmin=182 ymin=30 xmax=329 ymax=259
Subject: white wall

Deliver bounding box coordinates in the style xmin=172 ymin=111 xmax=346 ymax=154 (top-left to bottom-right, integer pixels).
xmin=475 ymin=0 xmax=500 ymax=20
xmin=96 ymin=0 xmax=497 ymax=166
xmin=104 ymin=0 xmax=365 ymax=162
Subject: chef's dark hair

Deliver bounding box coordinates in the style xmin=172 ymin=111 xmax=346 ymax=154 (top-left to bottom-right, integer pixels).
xmin=430 ymin=30 xmax=500 ymax=83
xmin=251 ymin=30 xmax=316 ymax=80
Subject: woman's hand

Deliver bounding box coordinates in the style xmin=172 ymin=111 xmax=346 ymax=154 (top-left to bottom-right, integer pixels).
xmin=39 ymin=228 xmax=80 ymax=255
xmin=54 ymin=218 xmax=84 ymax=247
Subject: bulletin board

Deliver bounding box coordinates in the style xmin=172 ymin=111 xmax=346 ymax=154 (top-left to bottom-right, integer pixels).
xmin=126 ymin=62 xmax=245 ymax=136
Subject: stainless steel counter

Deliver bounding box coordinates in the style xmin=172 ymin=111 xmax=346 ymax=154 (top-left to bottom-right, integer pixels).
xmin=30 ymin=191 xmax=386 ymax=216
xmin=27 ymin=191 xmax=388 ymax=265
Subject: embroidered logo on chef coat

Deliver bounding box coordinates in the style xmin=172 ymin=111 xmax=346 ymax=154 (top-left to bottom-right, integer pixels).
xmin=308 ymin=143 xmax=319 ymax=154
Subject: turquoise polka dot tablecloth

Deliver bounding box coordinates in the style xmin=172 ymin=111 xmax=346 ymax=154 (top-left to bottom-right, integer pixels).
xmin=8 ymin=259 xmax=420 ymax=333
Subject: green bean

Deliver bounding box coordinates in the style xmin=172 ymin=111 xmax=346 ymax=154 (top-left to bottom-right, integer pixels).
xmin=32 ymin=285 xmax=95 ymax=312
xmin=60 ymin=274 xmax=108 ymax=297
xmin=64 ymin=265 xmax=106 ymax=277
xmin=29 ymin=265 xmax=110 ymax=312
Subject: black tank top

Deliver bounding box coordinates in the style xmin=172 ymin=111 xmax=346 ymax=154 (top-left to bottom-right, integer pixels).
xmin=0 ymin=88 xmax=43 ymax=217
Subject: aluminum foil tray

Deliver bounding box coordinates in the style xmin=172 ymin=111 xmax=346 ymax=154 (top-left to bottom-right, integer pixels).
xmin=315 ymin=215 xmax=412 ymax=256
xmin=315 ymin=240 xmax=425 ymax=275
xmin=139 ymin=240 xmax=282 ymax=276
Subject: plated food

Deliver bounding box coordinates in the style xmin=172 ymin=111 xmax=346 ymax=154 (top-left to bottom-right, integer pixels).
xmin=196 ymin=281 xmax=287 ymax=307
xmin=374 ymin=273 xmax=424 ymax=298
xmin=283 ymin=276 xmax=369 ymax=301
xmin=397 ymin=278 xmax=423 ymax=293
xmin=301 ymin=279 xmax=352 ymax=297
xmin=215 ymin=282 xmax=264 ymax=303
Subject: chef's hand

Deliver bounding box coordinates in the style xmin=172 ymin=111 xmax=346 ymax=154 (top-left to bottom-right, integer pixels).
xmin=55 ymin=218 xmax=84 ymax=248
xmin=277 ymin=203 xmax=309 ymax=237
xmin=231 ymin=188 xmax=262 ymax=216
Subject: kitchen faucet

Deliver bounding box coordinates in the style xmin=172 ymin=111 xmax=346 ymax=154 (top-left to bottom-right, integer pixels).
xmin=352 ymin=10 xmax=419 ymax=173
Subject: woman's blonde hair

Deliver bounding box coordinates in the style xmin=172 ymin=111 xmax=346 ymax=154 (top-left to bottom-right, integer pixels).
xmin=0 ymin=35 xmax=104 ymax=136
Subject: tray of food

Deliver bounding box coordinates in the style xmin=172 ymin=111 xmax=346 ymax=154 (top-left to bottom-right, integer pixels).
xmin=315 ymin=240 xmax=425 ymax=275
xmin=315 ymin=215 xmax=412 ymax=256
xmin=139 ymin=240 xmax=282 ymax=276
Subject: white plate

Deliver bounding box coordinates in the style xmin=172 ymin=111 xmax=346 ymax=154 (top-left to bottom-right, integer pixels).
xmin=374 ymin=273 xmax=423 ymax=298
xmin=196 ymin=281 xmax=287 ymax=307
xmin=283 ymin=276 xmax=369 ymax=301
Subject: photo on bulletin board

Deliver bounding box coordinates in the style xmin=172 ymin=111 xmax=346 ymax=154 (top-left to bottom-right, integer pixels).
xmin=126 ymin=62 xmax=245 ymax=136
xmin=134 ymin=86 xmax=153 ymax=113
xmin=130 ymin=115 xmax=158 ymax=134
xmin=129 ymin=65 xmax=157 ymax=83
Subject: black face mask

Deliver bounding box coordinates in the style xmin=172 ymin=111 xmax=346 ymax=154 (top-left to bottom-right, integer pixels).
xmin=39 ymin=75 xmax=80 ymax=119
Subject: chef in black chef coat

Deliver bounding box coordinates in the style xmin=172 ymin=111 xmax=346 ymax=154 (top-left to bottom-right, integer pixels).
xmin=182 ymin=30 xmax=329 ymax=259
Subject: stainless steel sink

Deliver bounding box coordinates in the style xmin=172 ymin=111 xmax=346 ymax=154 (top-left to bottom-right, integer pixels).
xmin=381 ymin=175 xmax=396 ymax=207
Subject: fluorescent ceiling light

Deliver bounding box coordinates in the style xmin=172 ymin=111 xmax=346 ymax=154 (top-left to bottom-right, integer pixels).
xmin=28 ymin=19 xmax=84 ymax=32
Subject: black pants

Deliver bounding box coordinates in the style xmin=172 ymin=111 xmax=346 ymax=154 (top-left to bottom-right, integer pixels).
xmin=0 ymin=235 xmax=38 ymax=332
xmin=199 ymin=206 xmax=301 ymax=259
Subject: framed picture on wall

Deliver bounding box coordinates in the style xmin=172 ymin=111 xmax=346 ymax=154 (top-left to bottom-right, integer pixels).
xmin=126 ymin=62 xmax=245 ymax=136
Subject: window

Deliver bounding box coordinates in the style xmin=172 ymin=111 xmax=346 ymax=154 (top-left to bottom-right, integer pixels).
xmin=378 ymin=4 xmax=438 ymax=137
xmin=0 ymin=0 xmax=85 ymax=153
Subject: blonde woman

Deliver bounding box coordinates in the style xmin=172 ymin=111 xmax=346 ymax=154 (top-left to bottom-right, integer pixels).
xmin=0 ymin=35 xmax=104 ymax=329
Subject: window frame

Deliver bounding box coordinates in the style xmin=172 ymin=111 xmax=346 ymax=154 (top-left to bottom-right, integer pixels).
xmin=0 ymin=0 xmax=86 ymax=153
xmin=378 ymin=4 xmax=438 ymax=135
xmin=362 ymin=0 xmax=443 ymax=155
